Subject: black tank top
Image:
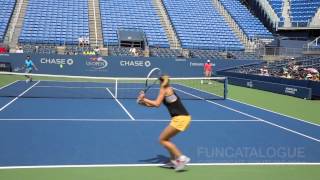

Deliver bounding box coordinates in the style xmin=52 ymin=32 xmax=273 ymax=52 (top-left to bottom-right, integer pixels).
xmin=163 ymin=92 xmax=189 ymax=117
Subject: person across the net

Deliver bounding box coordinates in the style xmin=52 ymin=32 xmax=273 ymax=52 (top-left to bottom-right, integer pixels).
xmin=24 ymin=55 xmax=38 ymax=83
xmin=201 ymin=59 xmax=213 ymax=84
xmin=137 ymin=75 xmax=191 ymax=171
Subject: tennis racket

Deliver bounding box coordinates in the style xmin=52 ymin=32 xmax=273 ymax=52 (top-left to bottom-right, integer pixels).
xmin=137 ymin=68 xmax=162 ymax=104
xmin=143 ymin=67 xmax=162 ymax=93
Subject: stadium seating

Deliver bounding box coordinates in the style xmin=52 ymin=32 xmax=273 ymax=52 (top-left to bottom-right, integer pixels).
xmin=150 ymin=48 xmax=182 ymax=58
xmin=228 ymin=56 xmax=320 ymax=80
xmin=190 ymin=49 xmax=260 ymax=60
xmin=267 ymin=0 xmax=283 ymax=18
xmin=21 ymin=44 xmax=57 ymax=54
xmin=0 ymin=0 xmax=16 ymax=42
xmin=220 ymin=0 xmax=272 ymax=39
xmin=19 ymin=0 xmax=89 ymax=45
xmin=291 ymin=0 xmax=320 ymax=25
xmin=99 ymin=0 xmax=169 ymax=47
xmin=108 ymin=46 xmax=136 ymax=56
xmin=162 ymin=0 xmax=244 ymax=50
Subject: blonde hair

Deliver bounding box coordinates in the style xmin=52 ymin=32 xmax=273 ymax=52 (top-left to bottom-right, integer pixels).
xmin=160 ymin=75 xmax=170 ymax=87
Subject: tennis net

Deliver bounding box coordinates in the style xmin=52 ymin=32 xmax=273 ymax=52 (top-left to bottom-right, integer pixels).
xmin=0 ymin=72 xmax=228 ymax=100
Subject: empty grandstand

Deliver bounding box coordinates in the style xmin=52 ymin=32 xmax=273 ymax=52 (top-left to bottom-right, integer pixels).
xmin=162 ymin=0 xmax=244 ymax=50
xmin=220 ymin=0 xmax=272 ymax=39
xmin=250 ymin=0 xmax=320 ymax=29
xmin=291 ymin=0 xmax=320 ymax=27
xmin=99 ymin=0 xmax=169 ymax=47
xmin=19 ymin=0 xmax=89 ymax=45
xmin=0 ymin=0 xmax=16 ymax=42
xmin=268 ymin=0 xmax=283 ymax=19
xmin=0 ymin=0 xmax=319 ymax=58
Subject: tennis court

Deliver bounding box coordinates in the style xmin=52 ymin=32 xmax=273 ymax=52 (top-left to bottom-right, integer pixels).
xmin=0 ymin=74 xmax=319 ymax=171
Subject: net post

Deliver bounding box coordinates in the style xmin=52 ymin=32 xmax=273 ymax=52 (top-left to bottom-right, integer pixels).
xmin=224 ymin=77 xmax=228 ymax=100
xmin=115 ymin=79 xmax=118 ymax=98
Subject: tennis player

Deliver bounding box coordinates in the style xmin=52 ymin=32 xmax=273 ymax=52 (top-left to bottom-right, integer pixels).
xmin=138 ymin=75 xmax=191 ymax=171
xmin=201 ymin=59 xmax=213 ymax=84
xmin=24 ymin=55 xmax=38 ymax=83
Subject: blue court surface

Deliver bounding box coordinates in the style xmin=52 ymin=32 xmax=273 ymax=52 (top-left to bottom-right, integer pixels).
xmin=0 ymin=80 xmax=319 ymax=168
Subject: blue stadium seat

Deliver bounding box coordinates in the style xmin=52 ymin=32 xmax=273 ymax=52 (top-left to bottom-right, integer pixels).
xmin=162 ymin=0 xmax=244 ymax=50
xmin=19 ymin=0 xmax=89 ymax=45
xmin=267 ymin=0 xmax=283 ymax=18
xmin=0 ymin=0 xmax=16 ymax=42
xmin=99 ymin=0 xmax=169 ymax=47
xmin=220 ymin=0 xmax=272 ymax=39
xmin=290 ymin=0 xmax=320 ymax=24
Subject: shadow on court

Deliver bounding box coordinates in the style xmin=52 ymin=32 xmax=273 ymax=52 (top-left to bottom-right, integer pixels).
xmin=139 ymin=154 xmax=170 ymax=164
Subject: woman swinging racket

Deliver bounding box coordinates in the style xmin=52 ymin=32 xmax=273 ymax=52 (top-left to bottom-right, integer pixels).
xmin=137 ymin=75 xmax=191 ymax=171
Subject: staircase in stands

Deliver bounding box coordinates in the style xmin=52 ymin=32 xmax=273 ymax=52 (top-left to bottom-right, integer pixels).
xmin=152 ymin=0 xmax=181 ymax=49
xmin=282 ymin=0 xmax=292 ymax=27
xmin=310 ymin=8 xmax=320 ymax=27
xmin=211 ymin=0 xmax=254 ymax=52
xmin=255 ymin=0 xmax=279 ymax=28
xmin=88 ymin=0 xmax=104 ymax=48
xmin=4 ymin=0 xmax=29 ymax=51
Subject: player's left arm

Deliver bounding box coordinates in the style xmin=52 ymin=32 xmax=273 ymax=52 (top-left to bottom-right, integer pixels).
xmin=140 ymin=88 xmax=165 ymax=107
xmin=32 ymin=62 xmax=39 ymax=71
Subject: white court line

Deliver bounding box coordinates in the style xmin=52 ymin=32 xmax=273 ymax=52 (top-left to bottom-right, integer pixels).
xmin=35 ymin=85 xmax=110 ymax=89
xmin=182 ymin=83 xmax=320 ymax=127
xmin=174 ymin=87 xmax=320 ymax=143
xmin=0 ymin=118 xmax=259 ymax=122
xmin=35 ymin=86 xmax=156 ymax=90
xmin=0 ymin=81 xmax=40 ymax=112
xmin=0 ymin=80 xmax=19 ymax=90
xmin=229 ymin=98 xmax=320 ymax=127
xmin=106 ymin=88 xmax=135 ymax=120
xmin=0 ymin=162 xmax=319 ymax=170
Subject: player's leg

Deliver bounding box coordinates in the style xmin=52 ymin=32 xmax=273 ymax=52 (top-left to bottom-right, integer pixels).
xmin=159 ymin=125 xmax=182 ymax=159
xmin=28 ymin=69 xmax=33 ymax=82
xmin=25 ymin=69 xmax=32 ymax=83
xmin=158 ymin=126 xmax=180 ymax=169
xmin=204 ymin=71 xmax=210 ymax=84
xmin=160 ymin=116 xmax=191 ymax=171
xmin=202 ymin=70 xmax=208 ymax=84
xmin=207 ymin=71 xmax=212 ymax=84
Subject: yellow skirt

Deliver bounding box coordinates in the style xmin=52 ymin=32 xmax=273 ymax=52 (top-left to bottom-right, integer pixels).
xmin=169 ymin=115 xmax=191 ymax=132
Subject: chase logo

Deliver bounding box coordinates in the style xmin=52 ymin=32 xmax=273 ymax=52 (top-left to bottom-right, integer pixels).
xmin=40 ymin=58 xmax=74 ymax=66
xmin=86 ymin=57 xmax=108 ymax=70
xmin=120 ymin=60 xmax=151 ymax=67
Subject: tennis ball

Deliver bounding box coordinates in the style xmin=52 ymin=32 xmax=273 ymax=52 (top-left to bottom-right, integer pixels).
xmin=60 ymin=64 xmax=63 ymax=68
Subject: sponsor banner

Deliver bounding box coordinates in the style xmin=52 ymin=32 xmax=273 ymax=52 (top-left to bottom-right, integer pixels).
xmin=0 ymin=53 xmax=260 ymax=77
xmin=228 ymin=76 xmax=312 ymax=99
xmin=0 ymin=62 xmax=12 ymax=72
xmin=40 ymin=57 xmax=74 ymax=66
xmin=219 ymin=71 xmax=320 ymax=98
xmin=85 ymin=57 xmax=108 ymax=71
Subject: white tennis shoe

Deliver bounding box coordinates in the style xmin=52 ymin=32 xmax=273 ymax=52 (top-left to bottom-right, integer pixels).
xmin=173 ymin=155 xmax=190 ymax=171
